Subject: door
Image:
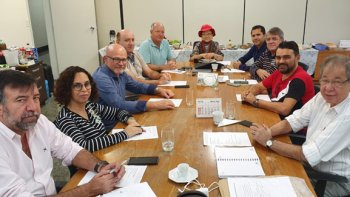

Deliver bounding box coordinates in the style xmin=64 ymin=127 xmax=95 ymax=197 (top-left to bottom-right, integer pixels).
xmin=49 ymin=0 xmax=99 ymax=74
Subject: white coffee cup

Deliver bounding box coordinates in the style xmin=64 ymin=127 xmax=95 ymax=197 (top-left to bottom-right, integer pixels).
xmin=211 ymin=63 xmax=218 ymax=72
xmin=212 ymin=111 xmax=224 ymax=125
xmin=177 ymin=163 xmax=189 ymax=178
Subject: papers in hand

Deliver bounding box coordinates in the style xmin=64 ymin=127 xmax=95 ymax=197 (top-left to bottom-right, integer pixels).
xmin=228 ymin=177 xmax=297 ymax=197
xmin=229 ymin=79 xmax=258 ymax=85
xmin=203 ymin=132 xmax=251 ymax=146
xmin=161 ymin=69 xmax=186 ymax=74
xmin=78 ymin=165 xmax=147 ymax=188
xmin=148 ymin=98 xmax=182 ymax=107
xmin=158 ymin=80 xmax=187 ymax=86
xmin=215 ymin=147 xmax=265 ymax=178
xmin=236 ymin=94 xmax=271 ymax=102
xmin=112 ymin=126 xmax=158 ymax=141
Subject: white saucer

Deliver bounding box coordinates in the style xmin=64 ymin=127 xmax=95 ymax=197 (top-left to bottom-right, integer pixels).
xmin=168 ymin=166 xmax=198 ymax=183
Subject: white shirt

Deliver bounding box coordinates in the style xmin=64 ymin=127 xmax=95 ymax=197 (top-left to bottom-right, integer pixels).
xmin=286 ymin=93 xmax=350 ymax=179
xmin=0 ymin=115 xmax=83 ymax=196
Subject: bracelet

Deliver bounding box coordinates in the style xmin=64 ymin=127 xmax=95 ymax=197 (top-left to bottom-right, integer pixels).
xmin=252 ymin=99 xmax=259 ymax=107
xmin=94 ymin=160 xmax=109 ymax=173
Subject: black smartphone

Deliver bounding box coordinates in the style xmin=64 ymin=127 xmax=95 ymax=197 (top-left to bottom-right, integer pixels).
xmin=128 ymin=156 xmax=159 ymax=165
xmin=238 ymin=120 xmax=253 ymax=128
xmin=175 ymin=85 xmax=190 ymax=88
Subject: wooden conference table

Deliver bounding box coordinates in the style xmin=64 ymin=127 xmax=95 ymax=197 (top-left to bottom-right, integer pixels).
xmin=61 ymin=62 xmax=314 ymax=196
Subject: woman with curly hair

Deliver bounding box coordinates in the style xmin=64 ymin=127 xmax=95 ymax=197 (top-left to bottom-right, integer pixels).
xmin=54 ymin=66 xmax=142 ymax=154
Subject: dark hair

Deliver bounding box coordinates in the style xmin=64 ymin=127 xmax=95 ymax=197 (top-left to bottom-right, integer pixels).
xmin=277 ymin=41 xmax=299 ymax=56
xmin=320 ymin=55 xmax=350 ymax=80
xmin=268 ymin=27 xmax=284 ymax=40
xmin=54 ymin=66 xmax=98 ymax=106
xmin=251 ymin=25 xmax=266 ymax=35
xmin=0 ymin=70 xmax=36 ymax=104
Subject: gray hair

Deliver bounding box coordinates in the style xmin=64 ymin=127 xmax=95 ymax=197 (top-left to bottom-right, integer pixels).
xmin=150 ymin=22 xmax=164 ymax=31
xmin=268 ymin=27 xmax=284 ymax=40
xmin=320 ymin=55 xmax=350 ymax=80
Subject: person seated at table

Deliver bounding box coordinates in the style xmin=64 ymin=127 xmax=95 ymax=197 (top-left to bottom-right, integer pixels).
xmin=54 ymin=66 xmax=143 ymax=152
xmin=242 ymin=41 xmax=315 ymax=119
xmin=250 ymin=55 xmax=350 ymax=197
xmin=190 ymin=24 xmax=224 ymax=61
xmin=249 ymin=27 xmax=284 ymax=81
xmin=0 ymin=70 xmax=125 ymax=196
xmin=232 ymin=25 xmax=267 ymax=71
xmin=93 ymin=44 xmax=175 ymax=129
xmin=117 ymin=29 xmax=171 ymax=85
xmin=139 ymin=22 xmax=177 ymax=72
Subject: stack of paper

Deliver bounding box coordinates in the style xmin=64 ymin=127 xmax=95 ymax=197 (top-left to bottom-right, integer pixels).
xmin=203 ymin=132 xmax=251 ymax=146
xmin=215 ymin=147 xmax=265 ymax=178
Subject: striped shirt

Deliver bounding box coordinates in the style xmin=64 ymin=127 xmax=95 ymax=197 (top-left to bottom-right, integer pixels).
xmin=249 ymin=50 xmax=276 ymax=81
xmin=54 ymin=101 xmax=132 ymax=152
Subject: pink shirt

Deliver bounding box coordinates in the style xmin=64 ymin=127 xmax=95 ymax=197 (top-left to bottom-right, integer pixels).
xmin=0 ymin=115 xmax=83 ymax=196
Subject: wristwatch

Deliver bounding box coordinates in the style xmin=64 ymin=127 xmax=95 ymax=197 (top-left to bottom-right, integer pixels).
xmin=94 ymin=160 xmax=109 ymax=173
xmin=252 ymin=99 xmax=259 ymax=107
xmin=266 ymin=139 xmax=274 ymax=149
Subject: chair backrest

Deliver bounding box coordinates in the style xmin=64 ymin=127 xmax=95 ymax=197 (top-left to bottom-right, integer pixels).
xmin=193 ymin=41 xmax=200 ymax=50
xmin=299 ymin=62 xmax=309 ymax=71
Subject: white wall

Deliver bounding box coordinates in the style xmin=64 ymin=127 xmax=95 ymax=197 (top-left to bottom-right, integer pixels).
xmin=0 ymin=0 xmax=34 ymax=47
xmin=304 ymin=0 xmax=350 ymax=44
xmin=28 ymin=0 xmax=48 ymax=48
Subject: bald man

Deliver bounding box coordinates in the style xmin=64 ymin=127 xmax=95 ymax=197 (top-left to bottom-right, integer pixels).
xmin=139 ymin=22 xmax=176 ymax=71
xmin=117 ymin=29 xmax=171 ymax=85
xmin=92 ymin=44 xmax=175 ymax=130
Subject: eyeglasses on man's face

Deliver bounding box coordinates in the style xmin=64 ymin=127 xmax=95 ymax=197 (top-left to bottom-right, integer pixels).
xmin=106 ymin=56 xmax=127 ymax=64
xmin=72 ymin=81 xmax=92 ymax=91
xmin=319 ymin=78 xmax=349 ymax=88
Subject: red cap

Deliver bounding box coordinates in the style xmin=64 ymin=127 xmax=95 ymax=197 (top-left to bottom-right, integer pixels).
xmin=198 ymin=24 xmax=216 ymax=37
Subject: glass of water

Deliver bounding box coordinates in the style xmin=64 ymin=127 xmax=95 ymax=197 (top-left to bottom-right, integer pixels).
xmin=161 ymin=126 xmax=175 ymax=152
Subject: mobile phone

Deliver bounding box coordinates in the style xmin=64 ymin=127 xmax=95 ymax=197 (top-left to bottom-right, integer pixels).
xmin=233 ymin=80 xmax=249 ymax=84
xmin=175 ymin=85 xmax=190 ymax=88
xmin=238 ymin=120 xmax=253 ymax=128
xmin=128 ymin=156 xmax=159 ymax=165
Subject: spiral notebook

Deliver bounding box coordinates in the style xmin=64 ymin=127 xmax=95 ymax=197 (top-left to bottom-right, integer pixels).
xmin=215 ymin=147 xmax=265 ymax=178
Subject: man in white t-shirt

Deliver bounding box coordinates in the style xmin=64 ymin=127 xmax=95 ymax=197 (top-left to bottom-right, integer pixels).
xmin=0 ymin=70 xmax=125 ymax=196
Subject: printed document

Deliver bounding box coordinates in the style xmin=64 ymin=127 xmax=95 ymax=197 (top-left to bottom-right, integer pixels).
xmin=148 ymin=98 xmax=182 ymax=107
xmin=112 ymin=126 xmax=158 ymax=141
xmin=203 ymin=132 xmax=251 ymax=146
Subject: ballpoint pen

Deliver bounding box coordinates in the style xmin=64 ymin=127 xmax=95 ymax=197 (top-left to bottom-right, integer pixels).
xmin=108 ymin=159 xmax=129 ymax=174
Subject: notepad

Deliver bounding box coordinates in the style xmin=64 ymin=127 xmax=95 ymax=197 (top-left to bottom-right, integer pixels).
xmin=215 ymin=147 xmax=265 ymax=178
xmin=203 ymin=132 xmax=251 ymax=146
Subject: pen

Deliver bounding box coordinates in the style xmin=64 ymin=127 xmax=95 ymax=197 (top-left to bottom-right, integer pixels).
xmin=108 ymin=159 xmax=128 ymax=174
xmin=136 ymin=126 xmax=146 ymax=132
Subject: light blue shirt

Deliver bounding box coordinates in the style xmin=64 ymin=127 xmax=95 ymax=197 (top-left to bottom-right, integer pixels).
xmin=139 ymin=38 xmax=173 ymax=65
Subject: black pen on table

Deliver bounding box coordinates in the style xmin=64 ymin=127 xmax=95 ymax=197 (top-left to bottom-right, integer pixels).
xmin=136 ymin=125 xmax=146 ymax=132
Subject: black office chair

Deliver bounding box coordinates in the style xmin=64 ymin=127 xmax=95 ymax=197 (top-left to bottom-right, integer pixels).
xmin=192 ymin=41 xmax=200 ymax=50
xmin=299 ymin=61 xmax=309 ymax=71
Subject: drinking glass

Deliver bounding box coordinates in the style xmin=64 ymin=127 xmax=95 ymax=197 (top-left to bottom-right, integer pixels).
xmin=161 ymin=126 xmax=175 ymax=152
xmin=186 ymin=89 xmax=194 ymax=106
xmin=225 ymin=101 xmax=235 ymax=120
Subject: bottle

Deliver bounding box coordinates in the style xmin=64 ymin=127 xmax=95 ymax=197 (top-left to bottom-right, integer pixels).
xmin=227 ymin=40 xmax=233 ymax=49
xmin=25 ymin=43 xmax=33 ymax=60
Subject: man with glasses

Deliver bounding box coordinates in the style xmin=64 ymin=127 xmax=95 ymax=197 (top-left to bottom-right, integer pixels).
xmin=250 ymin=54 xmax=350 ymax=196
xmin=249 ymin=27 xmax=284 ymax=81
xmin=0 ymin=70 xmax=125 ymax=196
xmin=232 ymin=25 xmax=267 ymax=71
xmin=242 ymin=41 xmax=315 ymax=119
xmin=139 ymin=22 xmax=177 ymax=71
xmin=93 ymin=44 xmax=175 ymax=121
xmin=117 ymin=29 xmax=171 ymax=85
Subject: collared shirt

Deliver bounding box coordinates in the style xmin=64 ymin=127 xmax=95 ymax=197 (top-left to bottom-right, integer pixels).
xmin=286 ymin=93 xmax=350 ymax=179
xmin=249 ymin=50 xmax=276 ymax=81
xmin=138 ymin=39 xmax=173 ymax=65
xmin=238 ymin=42 xmax=267 ymax=71
xmin=92 ymin=65 xmax=157 ymax=115
xmin=126 ymin=51 xmax=149 ymax=80
xmin=0 ymin=115 xmax=83 ymax=196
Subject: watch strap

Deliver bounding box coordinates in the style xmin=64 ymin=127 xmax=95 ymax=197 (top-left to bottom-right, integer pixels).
xmin=94 ymin=160 xmax=109 ymax=173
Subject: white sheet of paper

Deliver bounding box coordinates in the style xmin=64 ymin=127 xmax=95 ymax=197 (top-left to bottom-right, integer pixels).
xmin=203 ymin=132 xmax=251 ymax=146
xmin=221 ymin=68 xmax=245 ymax=73
xmin=112 ymin=126 xmax=158 ymax=141
xmin=229 ymin=79 xmax=258 ymax=85
xmin=236 ymin=94 xmax=271 ymax=102
xmin=148 ymin=98 xmax=182 ymax=107
xmin=228 ymin=177 xmax=297 ymax=197
xmin=158 ymin=80 xmax=187 ymax=86
xmin=218 ymin=75 xmax=229 ymax=82
xmin=217 ymin=60 xmax=231 ymax=66
xmin=161 ymin=69 xmax=186 ymax=74
xmin=103 ymin=182 xmax=156 ymax=197
xmin=78 ymin=165 xmax=147 ymax=188
xmin=218 ymin=119 xmax=241 ymax=127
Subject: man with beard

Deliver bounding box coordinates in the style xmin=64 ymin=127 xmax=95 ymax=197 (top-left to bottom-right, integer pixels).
xmin=242 ymin=41 xmax=315 ymax=118
xmin=0 ymin=70 xmax=125 ymax=196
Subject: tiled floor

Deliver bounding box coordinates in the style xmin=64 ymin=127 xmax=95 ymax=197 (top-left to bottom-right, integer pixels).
xmin=41 ymin=96 xmax=70 ymax=183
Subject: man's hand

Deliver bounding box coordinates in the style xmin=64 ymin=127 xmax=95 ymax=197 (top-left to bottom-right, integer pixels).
xmin=164 ymin=61 xmax=177 ymax=70
xmin=88 ymin=163 xmax=125 ymax=194
xmin=242 ymin=91 xmax=256 ymax=105
xmin=256 ymin=69 xmax=270 ymax=80
xmin=250 ymin=123 xmax=272 ymax=147
xmin=146 ymin=100 xmax=175 ymax=111
xmin=232 ymin=61 xmax=241 ymax=69
xmin=158 ymin=73 xmax=171 ymax=85
xmin=156 ymin=88 xmax=175 ymax=99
